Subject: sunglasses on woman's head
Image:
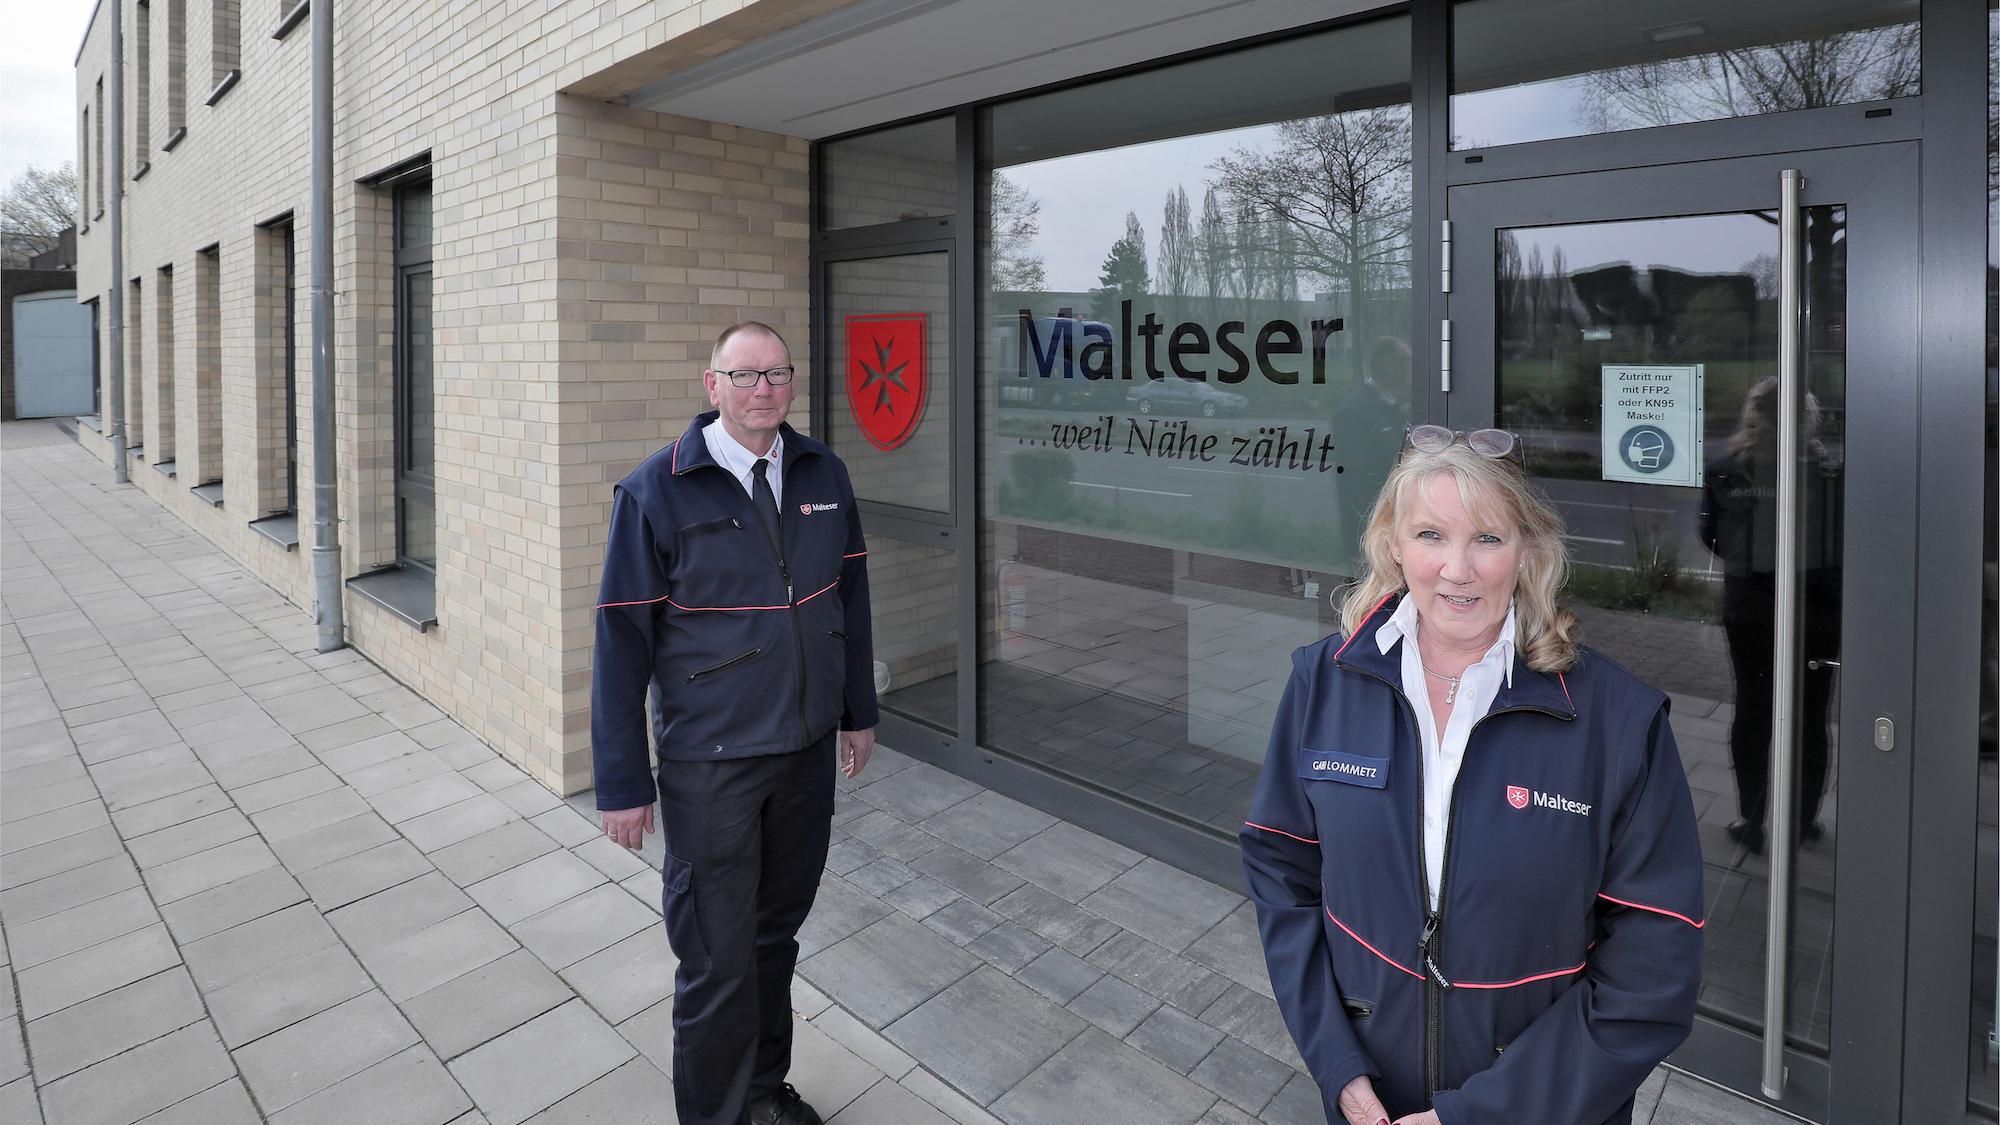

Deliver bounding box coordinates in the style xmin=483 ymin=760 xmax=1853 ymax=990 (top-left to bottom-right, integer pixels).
xmin=1406 ymin=424 xmax=1518 ymax=459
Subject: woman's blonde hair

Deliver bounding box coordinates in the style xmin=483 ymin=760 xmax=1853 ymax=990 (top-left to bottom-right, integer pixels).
xmin=1338 ymin=440 xmax=1581 ymax=673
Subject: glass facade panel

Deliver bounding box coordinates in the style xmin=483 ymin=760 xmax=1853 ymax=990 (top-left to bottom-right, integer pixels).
xmin=1451 ymin=0 xmax=1920 ymax=150
xmin=1495 ymin=208 xmax=1846 ymax=1049
xmin=1972 ymin=4 xmax=2000 ymax=1116
xmin=825 ymin=252 xmax=951 ymax=514
xmin=869 ymin=537 xmax=958 ymax=733
xmin=821 ymin=115 xmax=955 ymax=230
xmin=976 ymin=16 xmax=1413 ymax=832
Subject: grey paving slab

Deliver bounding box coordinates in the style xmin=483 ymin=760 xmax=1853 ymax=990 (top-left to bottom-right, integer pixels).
xmin=269 ymin=1044 xmax=473 ymax=1125
xmin=916 ymin=791 xmax=1058 ymax=861
xmin=1183 ymin=902 xmax=1273 ymax=999
xmin=403 ymin=949 xmax=574 ymax=1062
xmin=299 ymin=839 xmax=432 ymax=910
xmin=1081 ymin=858 xmax=1244 ymax=955
xmin=854 ymin=761 xmax=981 ymax=822
xmin=1 ymin=802 xmax=112 ymax=856
xmin=1014 ymin=947 xmax=1105 ymax=1006
xmin=924 ymin=897 xmax=1002 ymax=946
xmin=522 ymin=1057 xmax=676 ymax=1125
xmin=1067 ymin=972 xmax=1162 ymax=1039
xmin=799 ymin=912 xmax=979 ymax=1030
xmin=795 ymin=872 xmax=893 ymax=961
xmin=130 ymin=1080 xmax=261 ymax=1125
xmin=558 ymin=929 xmax=676 ymax=1026
xmin=446 ymin=1000 xmax=635 ymax=1125
xmin=908 ymin=844 xmax=1025 ymax=907
xmin=346 ymin=752 xmax=454 ymax=798
xmin=824 ymin=1078 xmax=955 ymax=1125
xmin=512 ymin=884 xmax=656 ymax=971
xmin=1197 ymin=985 xmax=1303 ymax=1074
xmin=373 ymin=774 xmax=485 ymax=827
xmin=127 ymin=810 xmax=256 ymax=869
xmin=989 ymin=883 xmax=1122 ymax=960
xmin=1087 ymin=931 xmax=1231 ymax=1015
xmin=1 ymin=776 xmax=98 ymax=820
xmin=234 ymin=991 xmax=421 ymax=1112
xmin=232 ymin=766 xmax=344 ymax=815
xmin=994 ymin=823 xmax=1144 ymax=904
xmin=262 ymin=685 xmax=372 ymax=736
xmin=400 ymin=794 xmax=518 ymax=854
xmin=885 ymin=966 xmax=1084 ymax=1107
xmin=967 ymin=922 xmax=1051 ymax=974
xmin=205 ymin=747 xmax=321 ymax=792
xmin=614 ymin=996 xmax=677 ymax=1077
xmin=1651 ymin=1073 xmax=1798 ymax=1124
xmin=465 ymin=850 xmax=606 ymax=927
xmin=109 ymin=785 xmax=233 ymax=837
xmin=0 ymin=829 xmax=119 ymax=894
xmin=364 ymin=909 xmax=519 ymax=1002
xmin=1253 ymin=1073 xmax=1324 ymax=1125
xmin=1127 ymin=1004 xmax=1227 ymax=1075
xmin=7 ymin=886 xmax=158 ymax=969
xmin=158 ymin=865 xmax=309 ymax=943
xmin=17 ymin=923 xmax=181 ymax=1020
xmin=990 ymin=1026 xmax=1217 ymax=1125
xmin=37 ymin=1021 xmax=235 ymax=1125
xmin=842 ymin=811 xmax=945 ymax=865
xmin=898 ymin=1067 xmax=1006 ymax=1125
xmin=142 ymin=835 xmax=280 ymax=904
xmin=429 ymin=821 xmax=560 ymax=888
xmin=250 ymin=787 xmax=373 ymax=842
xmin=182 ymin=903 xmax=340 ymax=991
xmin=527 ymin=808 xmax=598 ymax=849
xmin=300 ymin=719 xmax=404 ymax=760
xmin=205 ymin=943 xmax=375 ymax=1048
xmin=492 ymin=780 xmax=564 ymax=819
xmin=327 ymin=873 xmax=474 ymax=952
xmin=784 ymin=1018 xmax=884 ymax=1122
xmin=881 ymin=874 xmax=958 ymax=921
xmin=1189 ymin=1036 xmax=1295 ymax=1115
xmin=270 ymin=811 xmax=399 ymax=872
xmin=0 ymin=1009 xmax=23 ymax=1086
xmin=568 ymin=836 xmax=654 ymax=883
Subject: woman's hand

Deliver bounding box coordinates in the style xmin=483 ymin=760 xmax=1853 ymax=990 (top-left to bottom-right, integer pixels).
xmin=1392 ymin=1113 xmax=1442 ymax=1125
xmin=1336 ymin=1075 xmax=1391 ymax=1125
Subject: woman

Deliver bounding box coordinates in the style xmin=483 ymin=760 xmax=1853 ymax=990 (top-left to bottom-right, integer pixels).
xmin=1242 ymin=427 xmax=1703 ymax=1125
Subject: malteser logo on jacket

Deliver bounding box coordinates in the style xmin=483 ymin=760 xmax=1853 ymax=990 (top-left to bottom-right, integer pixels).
xmin=845 ymin=313 xmax=928 ymax=452
xmin=1508 ymin=784 xmax=1593 ymax=817
xmin=798 ymin=502 xmax=839 ymax=516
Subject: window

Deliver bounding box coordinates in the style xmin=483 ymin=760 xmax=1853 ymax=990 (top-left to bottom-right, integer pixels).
xmin=164 ymin=0 xmax=186 ymax=144
xmin=154 ymin=264 xmax=176 ymax=462
xmin=974 ymin=15 xmax=1414 ymax=831
xmin=193 ymin=245 xmax=222 ymax=487
xmin=134 ymin=0 xmax=151 ymax=163
xmin=255 ymin=219 xmax=299 ymax=515
xmin=1451 ymin=0 xmax=1921 ymax=149
xmin=820 ymin=115 xmax=956 ymax=230
xmin=127 ymin=277 xmax=145 ymax=453
xmin=210 ymin=0 xmax=239 ymax=96
xmin=395 ymin=180 xmax=435 ymax=571
xmin=94 ymin=79 xmax=104 ymax=215
xmin=79 ymin=108 xmax=89 ymax=228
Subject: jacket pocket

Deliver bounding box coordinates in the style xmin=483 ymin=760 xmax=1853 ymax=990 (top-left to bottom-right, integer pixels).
xmin=829 ymin=629 xmax=847 ymax=641
xmin=1341 ymin=996 xmax=1374 ymax=1020
xmin=677 ymin=516 xmax=741 ymax=540
xmin=686 ymin=647 xmax=760 ymax=683
xmin=659 ymin=848 xmax=708 ymax=970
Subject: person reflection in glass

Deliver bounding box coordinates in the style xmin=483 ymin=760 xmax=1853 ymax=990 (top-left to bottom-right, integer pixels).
xmin=1700 ymin=376 xmax=1843 ymax=855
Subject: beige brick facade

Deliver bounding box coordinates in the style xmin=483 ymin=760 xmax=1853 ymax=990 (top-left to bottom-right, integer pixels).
xmin=74 ymin=0 xmax=840 ymax=795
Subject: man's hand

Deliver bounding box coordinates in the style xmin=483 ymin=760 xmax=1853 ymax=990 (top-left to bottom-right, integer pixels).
xmin=1336 ymin=1075 xmax=1391 ymax=1125
xmin=840 ymin=727 xmax=876 ymax=779
xmin=602 ymin=804 xmax=655 ymax=850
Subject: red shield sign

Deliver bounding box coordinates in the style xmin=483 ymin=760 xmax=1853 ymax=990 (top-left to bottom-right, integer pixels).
xmin=1506 ymin=785 xmax=1530 ymax=810
xmin=845 ymin=313 xmax=927 ymax=451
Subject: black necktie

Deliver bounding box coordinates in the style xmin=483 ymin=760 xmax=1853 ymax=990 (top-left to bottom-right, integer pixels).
xmin=751 ymin=458 xmax=780 ymax=544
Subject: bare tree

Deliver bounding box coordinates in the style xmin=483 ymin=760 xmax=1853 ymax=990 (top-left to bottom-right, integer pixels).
xmin=1 ymin=162 xmax=79 ymax=267
xmin=1155 ymin=186 xmax=1195 ymax=299
xmin=988 ymin=172 xmax=1048 ymax=293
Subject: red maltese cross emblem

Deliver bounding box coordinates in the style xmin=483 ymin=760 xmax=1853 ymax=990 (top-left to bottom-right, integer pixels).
xmin=1506 ymin=785 xmax=1530 ymax=810
xmin=844 ymin=313 xmax=927 ymax=451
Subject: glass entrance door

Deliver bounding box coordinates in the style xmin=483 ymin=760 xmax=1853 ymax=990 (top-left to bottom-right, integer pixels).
xmin=1446 ymin=147 xmax=1919 ymax=1121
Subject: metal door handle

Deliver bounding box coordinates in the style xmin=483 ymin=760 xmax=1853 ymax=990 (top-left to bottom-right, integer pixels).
xmin=1807 ymin=658 xmax=1839 ymax=671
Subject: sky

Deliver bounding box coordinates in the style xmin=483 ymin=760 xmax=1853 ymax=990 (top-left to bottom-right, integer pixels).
xmin=2 ymin=1 xmax=93 ymax=187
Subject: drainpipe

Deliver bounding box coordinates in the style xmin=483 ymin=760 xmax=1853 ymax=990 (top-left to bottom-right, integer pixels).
xmin=107 ymin=0 xmax=127 ymax=484
xmin=310 ymin=0 xmax=344 ymax=652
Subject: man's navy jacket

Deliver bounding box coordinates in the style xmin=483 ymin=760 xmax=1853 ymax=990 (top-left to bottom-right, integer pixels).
xmin=1241 ymin=593 xmax=1703 ymax=1124
xmin=591 ymin=412 xmax=879 ymax=811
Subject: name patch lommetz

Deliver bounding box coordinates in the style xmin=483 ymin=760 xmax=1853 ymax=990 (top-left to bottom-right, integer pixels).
xmin=1298 ymin=748 xmax=1390 ymax=789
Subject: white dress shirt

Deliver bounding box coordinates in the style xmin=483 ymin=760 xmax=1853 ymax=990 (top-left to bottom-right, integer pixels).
xmin=1375 ymin=596 xmax=1518 ymax=912
xmin=701 ymin=420 xmax=784 ymax=515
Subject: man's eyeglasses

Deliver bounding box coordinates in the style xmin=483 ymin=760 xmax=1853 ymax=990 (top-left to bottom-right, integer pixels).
xmin=1406 ymin=424 xmax=1518 ymax=460
xmin=716 ymin=367 xmax=795 ymax=388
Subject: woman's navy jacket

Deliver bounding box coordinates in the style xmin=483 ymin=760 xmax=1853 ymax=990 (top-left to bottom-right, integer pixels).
xmin=590 ymin=412 xmax=879 ymax=811
xmin=1241 ymin=593 xmax=1704 ymax=1124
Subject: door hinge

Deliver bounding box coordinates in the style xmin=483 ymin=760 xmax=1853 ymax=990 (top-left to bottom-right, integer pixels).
xmin=1440 ymin=219 xmax=1453 ymax=293
xmin=1440 ymin=319 xmax=1453 ymax=393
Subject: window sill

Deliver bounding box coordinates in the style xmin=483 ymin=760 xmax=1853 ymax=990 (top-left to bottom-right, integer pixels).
xmin=129 ymin=444 xmax=144 ymax=459
xmin=249 ymin=513 xmax=300 ymax=551
xmin=154 ymin=459 xmax=176 ymax=478
xmin=347 ymin=567 xmax=436 ymax=632
xmin=272 ymin=0 xmax=308 ymax=40
xmin=205 ymin=70 xmax=240 ymax=107
xmin=79 ymin=414 xmax=102 ymax=432
xmin=162 ymin=127 xmax=186 ymax=152
xmin=191 ymin=481 xmax=224 ymax=507
xmin=132 ymin=161 xmax=151 ymax=182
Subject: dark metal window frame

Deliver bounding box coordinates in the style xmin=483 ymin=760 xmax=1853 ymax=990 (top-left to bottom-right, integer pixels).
xmin=807 ymin=5 xmax=1995 ymax=1122
xmin=393 ymin=177 xmax=435 ymax=575
xmin=257 ymin=212 xmax=299 ymax=516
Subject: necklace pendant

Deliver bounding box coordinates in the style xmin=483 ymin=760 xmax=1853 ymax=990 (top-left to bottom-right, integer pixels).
xmin=1444 ymin=681 xmax=1458 ymax=705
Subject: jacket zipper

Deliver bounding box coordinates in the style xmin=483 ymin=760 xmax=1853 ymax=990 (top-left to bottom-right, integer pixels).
xmin=686 ymin=647 xmax=761 ymax=683
xmin=748 ymin=478 xmax=812 ymax=749
xmin=1336 ymin=655 xmax=1570 ymax=1104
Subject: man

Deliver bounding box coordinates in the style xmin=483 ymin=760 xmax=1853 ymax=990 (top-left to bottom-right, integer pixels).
xmin=592 ymin=321 xmax=878 ymax=1125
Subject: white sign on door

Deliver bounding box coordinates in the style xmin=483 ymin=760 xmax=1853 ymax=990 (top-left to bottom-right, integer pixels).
xmin=1600 ymin=364 xmax=1704 ymax=488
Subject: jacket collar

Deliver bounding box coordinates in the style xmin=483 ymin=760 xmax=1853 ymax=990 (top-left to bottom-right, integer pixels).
xmin=1334 ymin=591 xmax=1576 ymax=720
xmin=670 ymin=410 xmax=825 ymax=477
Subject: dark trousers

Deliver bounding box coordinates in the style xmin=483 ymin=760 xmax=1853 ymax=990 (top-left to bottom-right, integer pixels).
xmin=655 ymin=734 xmax=835 ymax=1125
xmin=1721 ymin=573 xmax=1840 ymax=828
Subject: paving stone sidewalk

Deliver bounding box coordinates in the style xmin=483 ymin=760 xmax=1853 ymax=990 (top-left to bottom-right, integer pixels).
xmin=1 ymin=420 xmax=1785 ymax=1125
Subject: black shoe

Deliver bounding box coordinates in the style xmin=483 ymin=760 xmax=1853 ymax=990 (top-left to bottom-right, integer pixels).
xmin=1724 ymin=819 xmax=1765 ymax=855
xmin=749 ymin=1083 xmax=823 ymax=1125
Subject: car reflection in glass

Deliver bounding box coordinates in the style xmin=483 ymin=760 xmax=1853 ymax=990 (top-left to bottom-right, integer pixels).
xmin=1127 ymin=378 xmax=1250 ymax=418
